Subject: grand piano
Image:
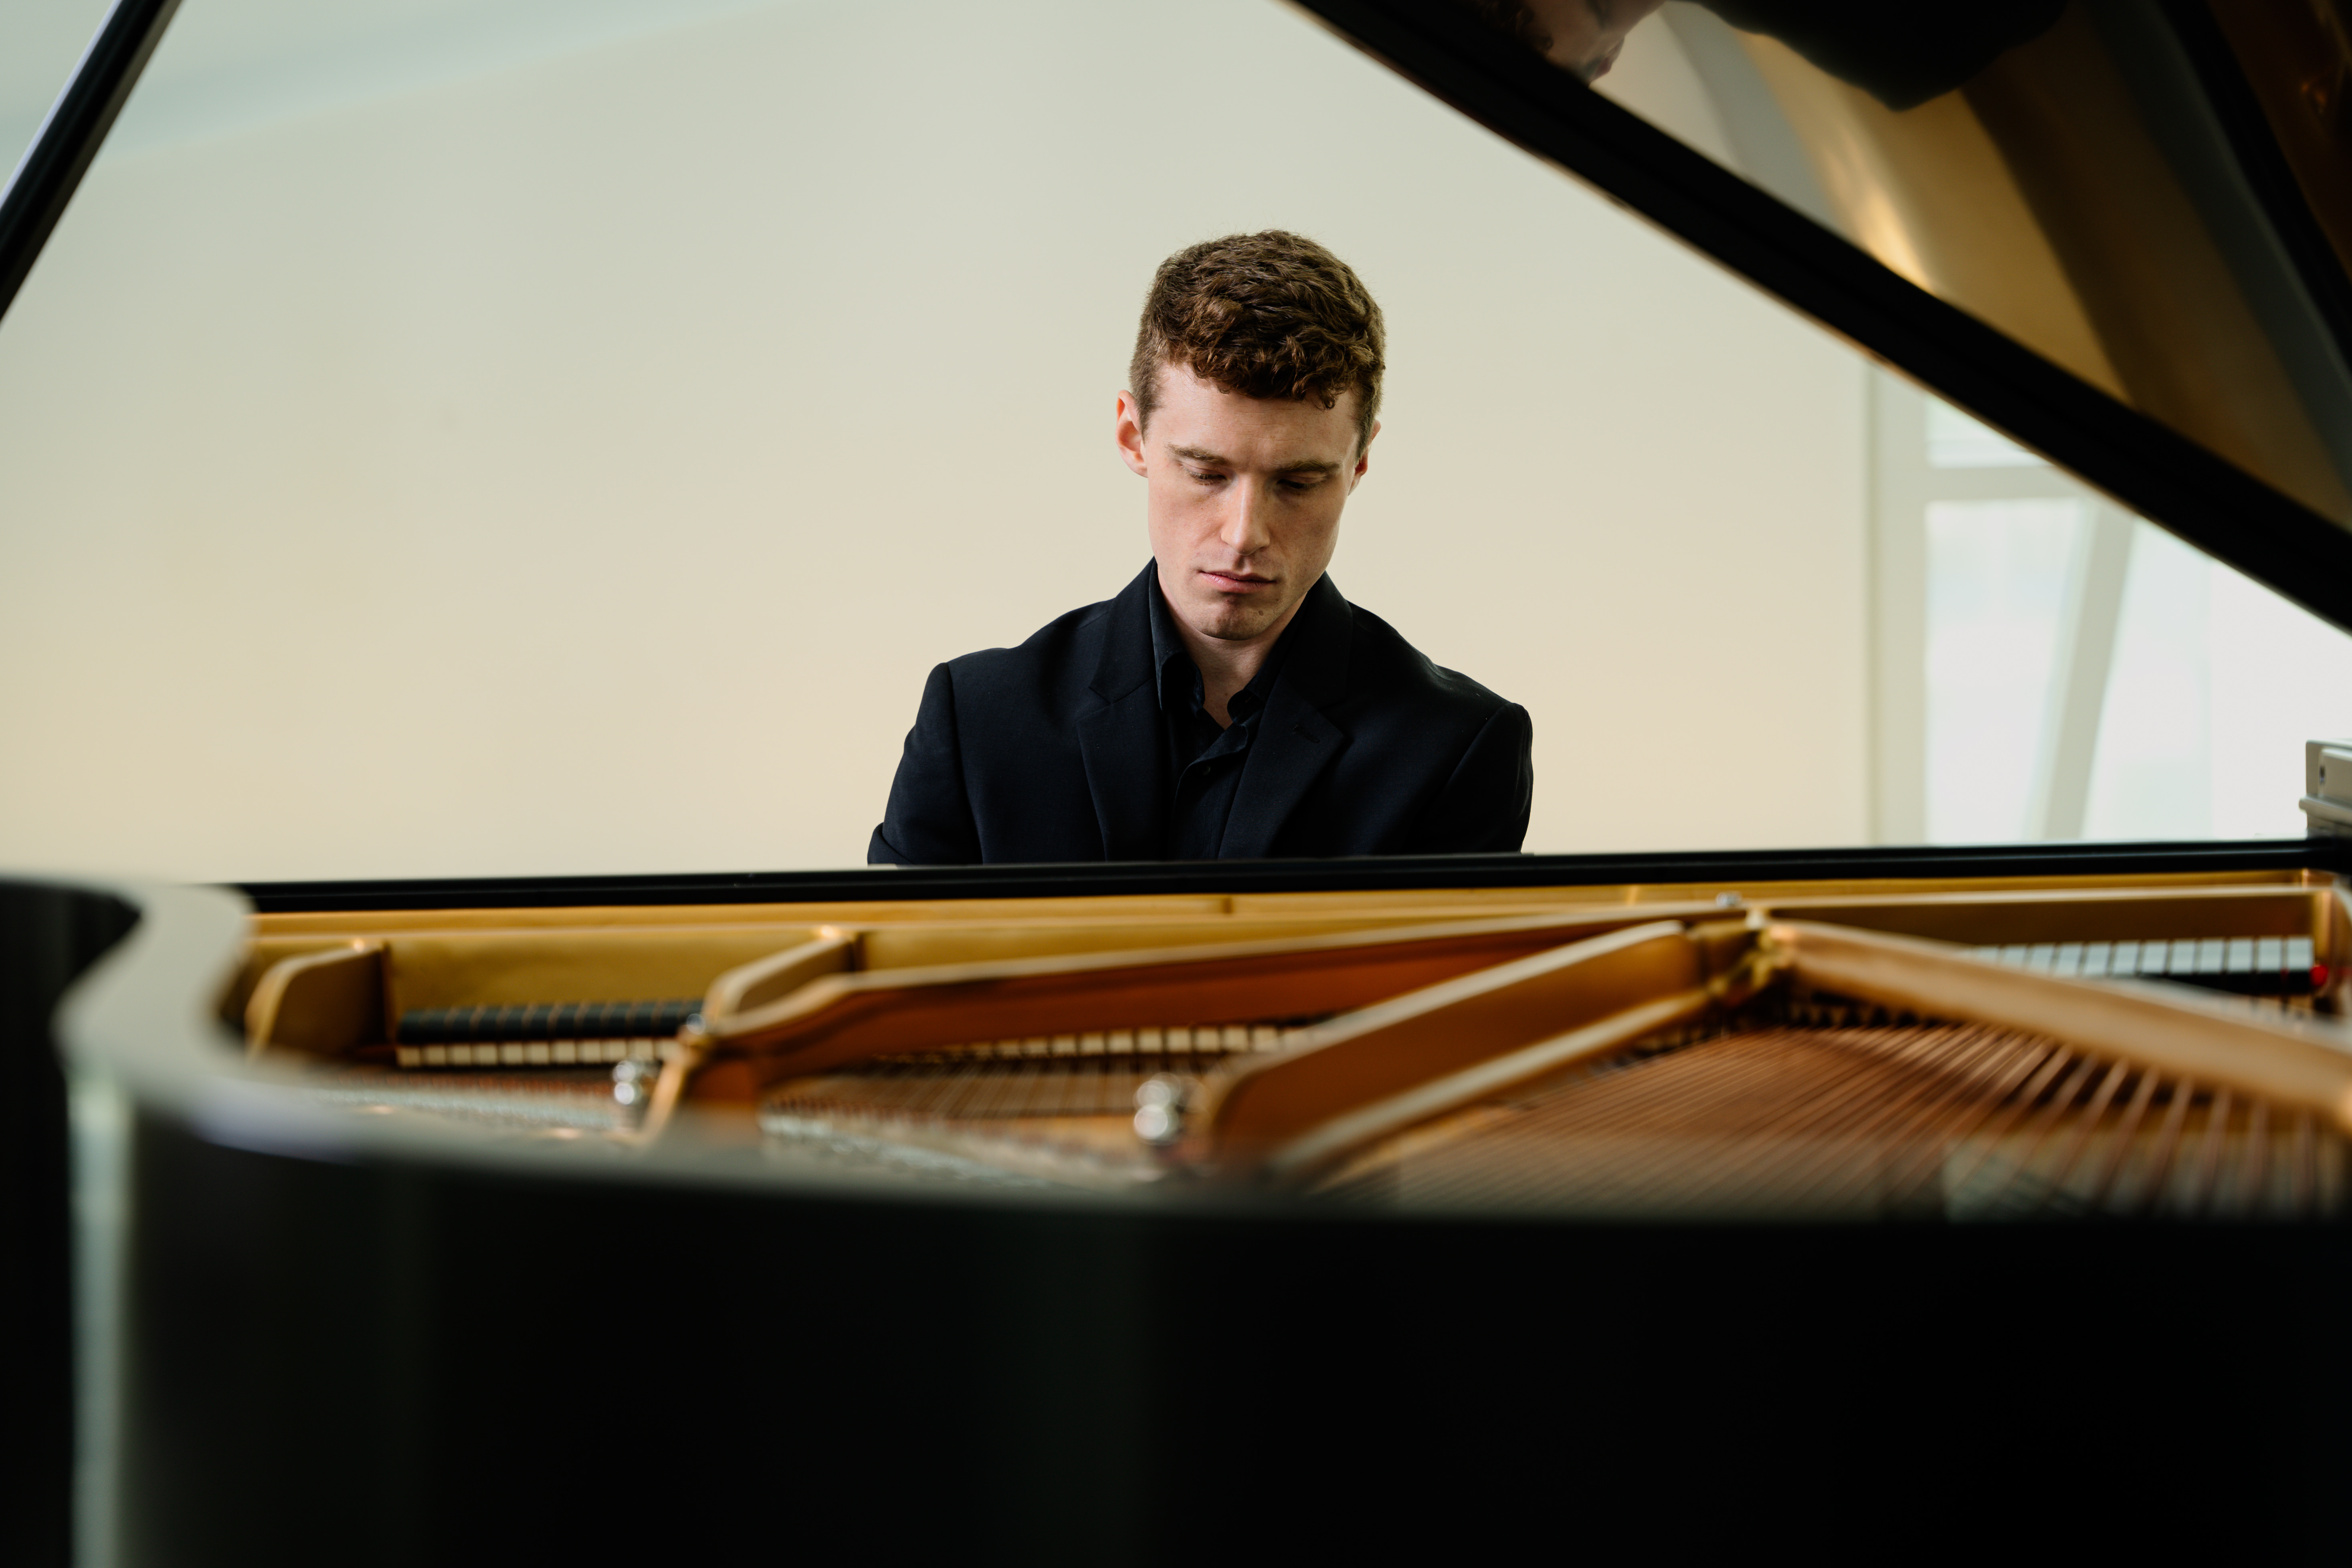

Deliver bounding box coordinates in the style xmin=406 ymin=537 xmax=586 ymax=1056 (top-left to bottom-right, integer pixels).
xmin=10 ymin=1 xmax=2352 ymax=1560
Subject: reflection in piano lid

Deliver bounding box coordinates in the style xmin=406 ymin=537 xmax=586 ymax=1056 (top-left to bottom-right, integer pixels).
xmin=1306 ymin=0 xmax=2352 ymax=629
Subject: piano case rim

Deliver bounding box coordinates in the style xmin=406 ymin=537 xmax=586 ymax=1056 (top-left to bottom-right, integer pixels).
xmin=46 ymin=857 xmax=2352 ymax=1559
xmin=229 ymin=835 xmax=2352 ymax=912
xmin=59 ymin=837 xmax=2352 ymax=1221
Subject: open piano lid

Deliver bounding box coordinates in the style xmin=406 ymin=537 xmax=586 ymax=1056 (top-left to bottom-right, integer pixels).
xmin=1289 ymin=0 xmax=2352 ymax=632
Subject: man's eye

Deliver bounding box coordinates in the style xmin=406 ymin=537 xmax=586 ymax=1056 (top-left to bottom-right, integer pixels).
xmin=1279 ymin=477 xmax=1319 ymax=494
xmin=1188 ymin=468 xmax=1226 ymax=485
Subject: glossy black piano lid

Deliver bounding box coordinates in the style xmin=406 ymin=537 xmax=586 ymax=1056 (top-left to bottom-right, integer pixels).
xmin=0 ymin=0 xmax=179 ymax=316
xmin=1286 ymin=0 xmax=2352 ymax=633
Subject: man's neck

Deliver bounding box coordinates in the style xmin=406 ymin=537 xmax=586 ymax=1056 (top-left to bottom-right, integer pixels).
xmin=1157 ymin=572 xmax=1307 ymax=727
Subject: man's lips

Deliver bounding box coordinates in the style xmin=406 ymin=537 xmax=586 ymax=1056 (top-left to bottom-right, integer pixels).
xmin=1200 ymin=570 xmax=1275 ymax=590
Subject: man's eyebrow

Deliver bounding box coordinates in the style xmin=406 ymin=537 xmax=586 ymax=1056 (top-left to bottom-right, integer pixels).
xmin=1167 ymin=444 xmax=1341 ymax=475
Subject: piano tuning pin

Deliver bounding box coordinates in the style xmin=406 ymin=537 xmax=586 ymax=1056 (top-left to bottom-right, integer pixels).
xmin=1133 ymin=1073 xmax=1191 ymax=1147
xmin=612 ymin=1058 xmax=660 ymax=1111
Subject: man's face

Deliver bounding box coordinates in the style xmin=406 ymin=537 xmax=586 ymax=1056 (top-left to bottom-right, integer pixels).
xmin=1115 ymin=360 xmax=1376 ymax=648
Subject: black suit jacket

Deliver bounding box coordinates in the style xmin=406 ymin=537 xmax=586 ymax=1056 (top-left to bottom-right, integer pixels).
xmin=870 ymin=564 xmax=1532 ymax=864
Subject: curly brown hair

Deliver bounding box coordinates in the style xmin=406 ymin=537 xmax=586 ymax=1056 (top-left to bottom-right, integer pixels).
xmin=1128 ymin=231 xmax=1385 ymax=453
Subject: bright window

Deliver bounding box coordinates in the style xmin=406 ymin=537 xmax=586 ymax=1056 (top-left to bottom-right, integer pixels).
xmin=1882 ymin=370 xmax=2352 ymax=843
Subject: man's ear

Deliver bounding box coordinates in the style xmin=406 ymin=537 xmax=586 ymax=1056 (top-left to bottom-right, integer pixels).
xmin=1352 ymin=419 xmax=1382 ymax=485
xmin=1114 ymin=391 xmax=1150 ymax=477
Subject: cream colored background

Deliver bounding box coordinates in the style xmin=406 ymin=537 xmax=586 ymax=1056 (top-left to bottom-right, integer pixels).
xmin=0 ymin=0 xmax=1868 ymax=881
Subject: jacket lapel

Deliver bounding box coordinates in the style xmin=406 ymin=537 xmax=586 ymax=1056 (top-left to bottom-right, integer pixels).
xmin=1218 ymin=574 xmax=1353 ymax=860
xmin=1077 ymin=564 xmax=1169 ymax=860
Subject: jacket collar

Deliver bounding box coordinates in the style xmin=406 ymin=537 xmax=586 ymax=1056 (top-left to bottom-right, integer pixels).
xmin=1076 ymin=563 xmax=1168 ymax=859
xmin=1087 ymin=562 xmax=1163 ymax=705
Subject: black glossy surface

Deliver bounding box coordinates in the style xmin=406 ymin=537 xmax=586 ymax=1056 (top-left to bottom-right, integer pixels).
xmin=2 ymin=882 xmax=138 ymax=1568
xmin=235 ymin=837 xmax=2346 ymax=911
xmin=2160 ymin=0 xmax=2352 ymax=370
xmin=0 ymin=0 xmax=180 ymax=323
xmin=120 ymin=1110 xmax=2350 ymax=1563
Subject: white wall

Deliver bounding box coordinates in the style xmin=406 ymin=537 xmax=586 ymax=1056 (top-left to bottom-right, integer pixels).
xmin=0 ymin=0 xmax=1869 ymax=881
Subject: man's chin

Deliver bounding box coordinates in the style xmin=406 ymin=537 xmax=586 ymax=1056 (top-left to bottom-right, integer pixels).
xmin=1190 ymin=605 xmax=1285 ymax=643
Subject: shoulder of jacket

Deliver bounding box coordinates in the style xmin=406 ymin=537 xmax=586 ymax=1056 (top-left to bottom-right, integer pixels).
xmin=939 ymin=593 xmax=1115 ymax=686
xmin=1340 ymin=600 xmax=1516 ymax=719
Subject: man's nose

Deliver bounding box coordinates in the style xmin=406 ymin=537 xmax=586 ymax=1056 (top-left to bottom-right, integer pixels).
xmin=1217 ymin=479 xmax=1276 ymax=555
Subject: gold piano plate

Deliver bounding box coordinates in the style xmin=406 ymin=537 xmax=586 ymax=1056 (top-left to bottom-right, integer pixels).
xmin=217 ymin=867 xmax=2352 ymax=1220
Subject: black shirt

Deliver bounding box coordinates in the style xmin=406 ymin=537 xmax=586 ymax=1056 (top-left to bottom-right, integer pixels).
xmin=1147 ymin=581 xmax=1290 ymax=860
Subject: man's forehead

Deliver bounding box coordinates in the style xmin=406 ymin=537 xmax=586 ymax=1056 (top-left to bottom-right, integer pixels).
xmin=1150 ymin=362 xmax=1360 ymax=463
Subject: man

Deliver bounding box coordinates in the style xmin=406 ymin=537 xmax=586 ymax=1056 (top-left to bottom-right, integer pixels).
xmin=869 ymin=230 xmax=1532 ymax=865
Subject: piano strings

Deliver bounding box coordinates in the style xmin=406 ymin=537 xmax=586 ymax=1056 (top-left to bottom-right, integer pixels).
xmin=1316 ymin=1019 xmax=2344 ymax=1220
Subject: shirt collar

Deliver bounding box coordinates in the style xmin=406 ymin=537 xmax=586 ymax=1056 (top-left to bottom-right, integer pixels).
xmin=1146 ymin=571 xmax=1186 ymax=689
xmin=1147 ymin=576 xmax=1289 ymax=723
